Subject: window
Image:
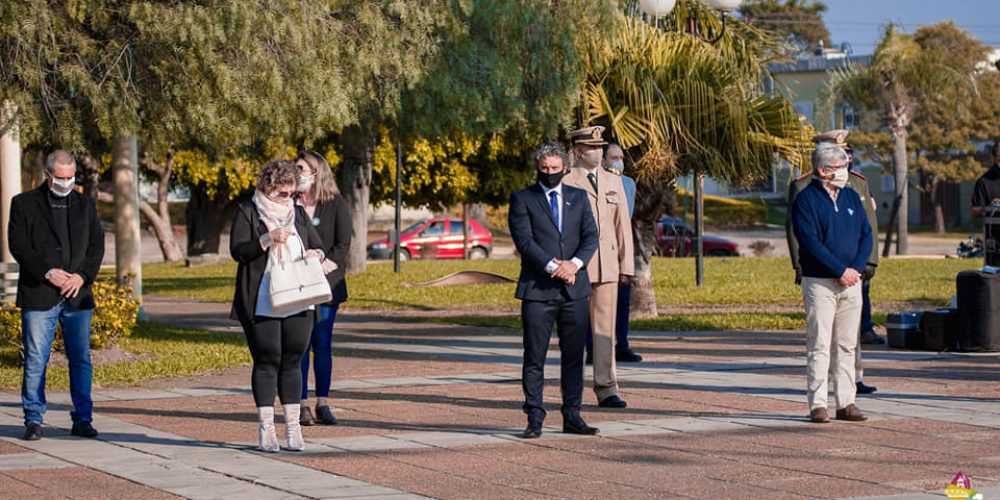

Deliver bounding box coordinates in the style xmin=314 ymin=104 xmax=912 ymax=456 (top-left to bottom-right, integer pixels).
xmin=448 ymin=220 xmax=468 ymax=235
xmin=423 ymin=221 xmax=446 ymax=236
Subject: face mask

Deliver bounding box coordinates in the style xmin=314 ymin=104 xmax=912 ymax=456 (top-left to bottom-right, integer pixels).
xmin=605 ymin=160 xmax=624 ymax=176
xmin=578 ymin=150 xmax=603 ymax=169
xmin=537 ymin=169 xmax=566 ymax=189
xmin=49 ymin=177 xmax=75 ymax=197
xmin=297 ymin=175 xmax=314 ymax=193
xmin=827 ymin=168 xmax=848 ymax=189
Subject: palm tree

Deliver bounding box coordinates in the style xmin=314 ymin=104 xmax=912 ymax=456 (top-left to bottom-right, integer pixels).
xmin=826 ymin=25 xmax=977 ymax=252
xmin=580 ymin=0 xmax=810 ymax=317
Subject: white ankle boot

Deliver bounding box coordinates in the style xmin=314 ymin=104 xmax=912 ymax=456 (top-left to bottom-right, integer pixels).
xmin=284 ymin=403 xmax=304 ymax=451
xmin=257 ymin=406 xmax=280 ymax=452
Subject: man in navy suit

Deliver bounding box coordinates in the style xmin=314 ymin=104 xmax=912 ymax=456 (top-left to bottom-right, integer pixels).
xmin=508 ymin=141 xmax=600 ymax=439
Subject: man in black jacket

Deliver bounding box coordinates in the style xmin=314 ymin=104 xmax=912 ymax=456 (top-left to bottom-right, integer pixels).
xmin=8 ymin=150 xmax=104 ymax=441
xmin=509 ymin=141 xmax=600 ymax=439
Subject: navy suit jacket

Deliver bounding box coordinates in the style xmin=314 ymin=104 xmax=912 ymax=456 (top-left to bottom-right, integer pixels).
xmin=508 ymin=183 xmax=598 ymax=301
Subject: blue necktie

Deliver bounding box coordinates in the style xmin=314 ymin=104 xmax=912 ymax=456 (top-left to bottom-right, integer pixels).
xmin=549 ymin=191 xmax=560 ymax=233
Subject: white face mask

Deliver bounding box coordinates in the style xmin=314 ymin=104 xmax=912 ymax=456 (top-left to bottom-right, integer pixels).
xmin=578 ymin=150 xmax=603 ymax=169
xmin=827 ymin=168 xmax=848 ymax=189
xmin=297 ymin=175 xmax=314 ymax=193
xmin=605 ymin=160 xmax=624 ymax=176
xmin=49 ymin=177 xmax=75 ymax=197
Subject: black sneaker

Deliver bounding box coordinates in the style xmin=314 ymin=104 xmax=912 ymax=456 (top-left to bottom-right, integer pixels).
xmin=23 ymin=422 xmax=42 ymax=441
xmin=616 ymin=349 xmax=643 ymax=362
xmin=70 ymin=422 xmax=99 ymax=438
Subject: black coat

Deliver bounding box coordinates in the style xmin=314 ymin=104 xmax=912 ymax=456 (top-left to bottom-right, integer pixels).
xmin=7 ymin=185 xmax=105 ymax=310
xmin=229 ymin=200 xmax=324 ymax=330
xmin=508 ymin=183 xmax=598 ymax=302
xmin=303 ymin=196 xmax=352 ymax=304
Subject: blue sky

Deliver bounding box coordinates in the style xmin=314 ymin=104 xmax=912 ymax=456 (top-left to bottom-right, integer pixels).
xmin=822 ymin=0 xmax=1000 ymax=55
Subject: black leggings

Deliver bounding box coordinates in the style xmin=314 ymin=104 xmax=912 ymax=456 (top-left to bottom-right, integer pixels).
xmin=245 ymin=312 xmax=313 ymax=407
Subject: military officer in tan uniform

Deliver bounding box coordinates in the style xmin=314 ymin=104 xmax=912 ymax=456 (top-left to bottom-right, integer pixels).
xmin=786 ymin=129 xmax=881 ymax=396
xmin=564 ymin=126 xmax=634 ymax=408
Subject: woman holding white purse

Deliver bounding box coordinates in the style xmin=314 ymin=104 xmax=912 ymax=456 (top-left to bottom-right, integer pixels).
xmin=230 ymin=159 xmax=327 ymax=452
xmin=294 ymin=151 xmax=353 ymax=427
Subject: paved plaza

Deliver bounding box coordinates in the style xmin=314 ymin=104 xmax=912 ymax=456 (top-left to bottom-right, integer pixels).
xmin=0 ymin=297 xmax=998 ymax=499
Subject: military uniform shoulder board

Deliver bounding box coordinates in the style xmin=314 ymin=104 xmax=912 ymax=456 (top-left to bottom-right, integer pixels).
xmin=849 ymin=170 xmax=867 ymax=181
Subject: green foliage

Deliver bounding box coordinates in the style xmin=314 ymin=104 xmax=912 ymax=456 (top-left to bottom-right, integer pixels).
xmin=583 ymin=1 xmax=811 ymax=184
xmin=676 ymin=189 xmax=768 ymax=226
xmin=739 ymin=0 xmax=830 ymax=52
xmin=0 ymin=280 xmax=140 ymax=364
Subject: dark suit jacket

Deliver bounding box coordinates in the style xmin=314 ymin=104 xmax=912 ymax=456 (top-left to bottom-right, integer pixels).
xmin=303 ymin=196 xmax=352 ymax=304
xmin=508 ymin=183 xmax=598 ymax=301
xmin=229 ymin=200 xmax=324 ymax=330
xmin=7 ymin=185 xmax=105 ymax=310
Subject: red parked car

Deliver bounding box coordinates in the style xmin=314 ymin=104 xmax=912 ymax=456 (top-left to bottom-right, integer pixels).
xmin=367 ymin=218 xmax=494 ymax=261
xmin=655 ymin=216 xmax=739 ymax=257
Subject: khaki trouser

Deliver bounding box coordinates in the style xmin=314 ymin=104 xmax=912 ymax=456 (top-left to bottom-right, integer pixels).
xmin=590 ymin=281 xmax=619 ymax=400
xmin=802 ymin=277 xmax=862 ymax=411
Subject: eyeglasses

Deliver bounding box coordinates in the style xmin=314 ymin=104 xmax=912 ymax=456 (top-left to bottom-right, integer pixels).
xmin=269 ymin=191 xmax=294 ymax=201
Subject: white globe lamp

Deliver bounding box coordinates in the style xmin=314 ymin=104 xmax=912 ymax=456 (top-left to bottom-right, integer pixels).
xmin=638 ymin=0 xmax=677 ymax=17
xmin=706 ymin=0 xmax=741 ymax=12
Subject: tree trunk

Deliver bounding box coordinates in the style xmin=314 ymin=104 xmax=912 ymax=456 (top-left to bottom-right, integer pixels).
xmin=890 ymin=108 xmax=910 ymax=255
xmin=338 ymin=125 xmax=375 ymax=274
xmin=467 ymin=203 xmax=487 ymax=225
xmin=139 ymin=151 xmax=184 ymax=262
xmin=112 ymin=135 xmax=142 ymax=299
xmin=930 ymin=177 xmax=946 ymax=235
xmin=186 ymin=188 xmax=237 ymax=256
xmin=629 ymin=176 xmax=672 ymax=319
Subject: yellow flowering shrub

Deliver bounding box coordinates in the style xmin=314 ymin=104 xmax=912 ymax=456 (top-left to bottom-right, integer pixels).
xmin=0 ymin=280 xmax=141 ymax=362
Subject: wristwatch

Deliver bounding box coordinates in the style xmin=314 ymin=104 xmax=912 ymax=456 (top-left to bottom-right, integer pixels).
xmin=45 ymin=269 xmax=55 ymax=280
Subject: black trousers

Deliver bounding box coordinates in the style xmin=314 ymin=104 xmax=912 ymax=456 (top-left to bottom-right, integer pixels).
xmin=245 ymin=312 xmax=313 ymax=407
xmin=521 ymin=292 xmax=588 ymax=421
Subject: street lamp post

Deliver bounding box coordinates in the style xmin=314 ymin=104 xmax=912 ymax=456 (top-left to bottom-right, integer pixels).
xmin=637 ymin=0 xmax=740 ymax=287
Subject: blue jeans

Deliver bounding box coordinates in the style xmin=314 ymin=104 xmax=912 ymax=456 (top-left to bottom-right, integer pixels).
xmin=300 ymin=304 xmax=339 ymax=400
xmin=587 ymin=283 xmax=633 ymax=355
xmin=22 ymin=302 xmax=93 ymax=426
xmin=860 ymin=278 xmax=873 ymax=332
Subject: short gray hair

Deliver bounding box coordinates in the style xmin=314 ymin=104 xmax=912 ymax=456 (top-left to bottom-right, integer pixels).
xmin=533 ymin=141 xmax=568 ymax=169
xmin=812 ymin=142 xmax=848 ymax=171
xmin=46 ymin=150 xmax=76 ymax=173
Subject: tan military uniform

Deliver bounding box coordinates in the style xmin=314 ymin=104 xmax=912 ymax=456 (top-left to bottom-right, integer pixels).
xmin=564 ymin=163 xmax=634 ymax=401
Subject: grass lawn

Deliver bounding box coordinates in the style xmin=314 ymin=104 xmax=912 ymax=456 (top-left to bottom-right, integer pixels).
xmin=0 ymin=322 xmax=250 ymax=390
xmin=141 ymin=256 xmax=979 ymax=311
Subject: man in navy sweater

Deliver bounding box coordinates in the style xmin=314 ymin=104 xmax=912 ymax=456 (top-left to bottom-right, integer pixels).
xmin=792 ymin=142 xmax=873 ymax=424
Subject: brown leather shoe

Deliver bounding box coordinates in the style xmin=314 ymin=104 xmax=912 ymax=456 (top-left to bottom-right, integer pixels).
xmin=835 ymin=404 xmax=868 ymax=422
xmin=809 ymin=407 xmax=830 ymax=423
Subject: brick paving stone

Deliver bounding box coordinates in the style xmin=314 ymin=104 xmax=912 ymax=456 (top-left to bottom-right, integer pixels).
xmin=2 ymin=466 xmax=181 ymax=499
xmin=0 ymin=440 xmax=30 ymax=455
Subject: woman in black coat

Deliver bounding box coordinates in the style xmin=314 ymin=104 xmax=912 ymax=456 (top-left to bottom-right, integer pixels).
xmin=294 ymin=151 xmax=352 ymax=426
xmin=230 ymin=159 xmax=327 ymax=452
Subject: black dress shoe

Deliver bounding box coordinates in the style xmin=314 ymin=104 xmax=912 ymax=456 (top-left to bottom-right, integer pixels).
xmin=860 ymin=330 xmax=886 ymax=345
xmin=616 ymin=349 xmax=643 ymax=362
xmin=598 ymin=395 xmax=627 ymax=408
xmin=23 ymin=422 xmax=42 ymax=441
xmin=563 ymin=417 xmax=599 ymax=435
xmin=856 ymin=381 xmax=878 ymax=394
xmin=70 ymin=422 xmax=99 ymax=438
xmin=315 ymin=405 xmax=338 ymax=425
xmin=522 ymin=420 xmax=543 ymax=439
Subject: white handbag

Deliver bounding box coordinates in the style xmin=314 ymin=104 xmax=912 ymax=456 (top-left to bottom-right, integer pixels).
xmin=268 ymin=243 xmax=332 ymax=314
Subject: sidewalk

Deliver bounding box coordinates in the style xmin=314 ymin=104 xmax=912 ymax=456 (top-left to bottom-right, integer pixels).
xmin=1 ymin=297 xmax=998 ymax=499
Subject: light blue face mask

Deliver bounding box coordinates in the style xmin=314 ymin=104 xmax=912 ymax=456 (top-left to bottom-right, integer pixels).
xmin=605 ymin=160 xmax=625 ymax=176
